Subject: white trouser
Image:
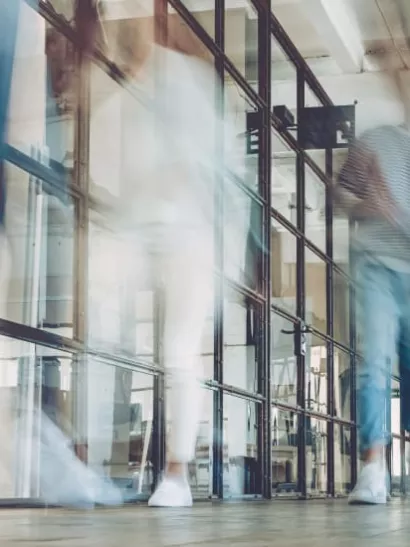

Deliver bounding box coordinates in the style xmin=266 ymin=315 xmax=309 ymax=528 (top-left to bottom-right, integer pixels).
xmin=128 ymin=226 xmax=214 ymax=463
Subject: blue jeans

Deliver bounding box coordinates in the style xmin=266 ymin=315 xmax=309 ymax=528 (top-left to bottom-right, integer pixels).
xmin=356 ymin=257 xmax=410 ymax=452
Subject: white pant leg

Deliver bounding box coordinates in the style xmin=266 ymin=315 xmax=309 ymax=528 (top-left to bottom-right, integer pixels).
xmin=160 ymin=230 xmax=214 ymax=464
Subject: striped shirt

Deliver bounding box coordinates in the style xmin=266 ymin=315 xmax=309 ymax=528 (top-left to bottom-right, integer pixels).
xmin=336 ymin=125 xmax=410 ymax=267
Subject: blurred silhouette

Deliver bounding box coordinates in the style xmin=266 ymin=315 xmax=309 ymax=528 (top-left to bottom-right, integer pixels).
xmin=335 ymin=28 xmax=410 ymax=503
xmin=84 ymin=2 xmax=254 ymax=507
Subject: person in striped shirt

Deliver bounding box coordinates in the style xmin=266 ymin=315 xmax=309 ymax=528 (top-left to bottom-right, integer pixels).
xmin=336 ymin=68 xmax=410 ymax=504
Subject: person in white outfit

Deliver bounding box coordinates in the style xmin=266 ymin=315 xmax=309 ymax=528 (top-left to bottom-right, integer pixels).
xmin=86 ymin=5 xmax=246 ymax=507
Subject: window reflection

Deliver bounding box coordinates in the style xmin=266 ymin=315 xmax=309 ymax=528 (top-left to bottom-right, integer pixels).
xmin=333 ymin=269 xmax=350 ymax=347
xmin=334 ymin=348 xmax=351 ymax=421
xmin=334 ymin=425 xmax=351 ymax=495
xmin=271 ymin=218 xmax=297 ymax=316
xmin=391 ymin=437 xmax=401 ymax=494
xmin=225 ymin=2 xmax=259 ymax=89
xmin=304 ymin=85 xmax=326 ymax=172
xmin=9 ymin=4 xmax=75 ymax=172
xmin=224 ymin=184 xmax=262 ymax=290
xmin=225 ymin=82 xmax=260 ymax=193
xmin=306 ymin=333 xmax=327 ymax=414
xmin=271 ymin=131 xmax=297 ymax=224
xmin=86 ymin=360 xmax=154 ymax=495
xmin=4 ymin=162 xmax=74 ymax=337
xmin=306 ymin=417 xmax=327 ymax=495
xmin=223 ymin=395 xmax=259 ymax=497
xmin=333 ymin=149 xmax=350 ymax=273
xmin=272 ymin=408 xmax=298 ymax=495
xmin=272 ymin=38 xmax=296 ymax=133
xmin=271 ymin=314 xmax=297 ymax=407
xmin=305 ymin=165 xmax=326 ymax=253
xmin=224 ymin=290 xmax=258 ymax=393
xmin=305 ymin=247 xmax=327 ymax=333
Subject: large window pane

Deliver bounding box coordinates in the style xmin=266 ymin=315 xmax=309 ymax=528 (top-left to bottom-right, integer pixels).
xmin=305 ymin=247 xmax=327 ymax=333
xmin=304 ymin=85 xmax=327 ymax=172
xmin=191 ymin=388 xmax=214 ymax=498
xmin=0 ymin=338 xmax=136 ymax=501
xmin=272 ymin=39 xmax=297 ymax=133
xmin=9 ymin=4 xmax=75 ymax=172
xmin=333 ymin=269 xmax=350 ymax=347
xmin=306 ymin=417 xmax=328 ymax=495
xmin=391 ymin=436 xmax=401 ymax=495
xmin=271 ymin=314 xmax=297 ymax=407
xmin=305 ymin=165 xmax=326 ymax=253
xmin=272 ymin=408 xmax=298 ymax=495
xmin=334 ymin=348 xmax=351 ymax=422
xmin=223 ymin=395 xmax=260 ymax=498
xmin=271 ymin=131 xmax=297 ymax=224
xmin=225 ymin=84 xmax=260 ymax=193
xmin=4 ymin=162 xmax=74 ymax=337
xmin=224 ymin=290 xmax=258 ymax=393
xmin=306 ymin=333 xmax=327 ymax=414
xmin=334 ymin=425 xmax=351 ymax=495
xmin=225 ymin=2 xmax=259 ymax=89
xmin=333 ymin=210 xmax=350 ymax=274
xmin=271 ymin=218 xmax=297 ymax=316
xmin=224 ymin=184 xmax=262 ymax=291
xmin=333 ymin=149 xmax=350 ymax=273
xmin=85 ymin=359 xmax=154 ymax=496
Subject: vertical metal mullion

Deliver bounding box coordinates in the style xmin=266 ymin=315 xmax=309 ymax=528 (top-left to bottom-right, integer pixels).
xmin=258 ymin=0 xmax=271 ymax=500
xmin=325 ymin=148 xmax=335 ymax=497
xmin=213 ymin=0 xmax=224 ymax=500
xmin=400 ymin=428 xmax=406 ymax=495
xmin=296 ymin=69 xmax=306 ymax=498
xmin=151 ymin=0 xmax=168 ymax=490
xmin=349 ymin=226 xmax=358 ymax=489
xmin=72 ymin=0 xmax=92 ymax=457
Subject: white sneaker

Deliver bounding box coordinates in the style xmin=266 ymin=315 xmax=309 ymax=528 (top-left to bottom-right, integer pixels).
xmin=348 ymin=462 xmax=387 ymax=505
xmin=148 ymin=477 xmax=193 ymax=507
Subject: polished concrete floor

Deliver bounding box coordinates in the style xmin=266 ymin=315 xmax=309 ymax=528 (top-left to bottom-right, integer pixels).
xmin=1 ymin=499 xmax=410 ymax=546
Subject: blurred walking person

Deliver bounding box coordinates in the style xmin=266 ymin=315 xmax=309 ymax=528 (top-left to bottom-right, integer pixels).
xmin=85 ymin=2 xmax=248 ymax=507
xmin=335 ymin=65 xmax=410 ymax=504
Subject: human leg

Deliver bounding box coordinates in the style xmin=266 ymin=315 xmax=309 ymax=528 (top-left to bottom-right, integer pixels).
xmin=349 ymin=260 xmax=400 ymax=504
xmin=148 ymin=231 xmax=213 ymax=507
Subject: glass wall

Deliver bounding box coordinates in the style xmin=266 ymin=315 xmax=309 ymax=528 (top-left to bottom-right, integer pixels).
xmin=0 ymin=0 xmax=387 ymax=504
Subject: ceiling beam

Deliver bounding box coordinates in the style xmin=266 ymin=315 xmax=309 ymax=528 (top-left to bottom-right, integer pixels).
xmin=300 ymin=0 xmax=364 ymax=74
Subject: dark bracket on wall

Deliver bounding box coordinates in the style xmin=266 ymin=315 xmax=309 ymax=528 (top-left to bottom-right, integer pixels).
xmin=273 ymin=102 xmax=357 ymax=150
